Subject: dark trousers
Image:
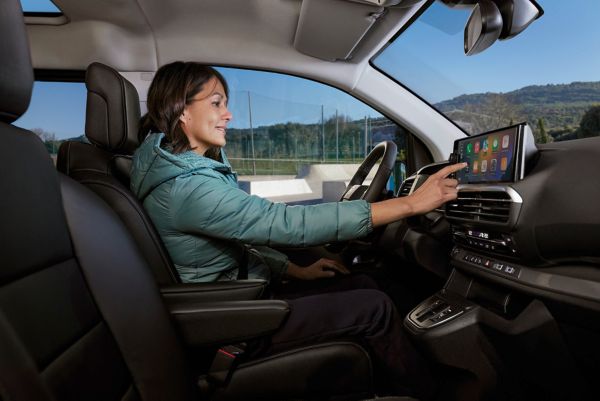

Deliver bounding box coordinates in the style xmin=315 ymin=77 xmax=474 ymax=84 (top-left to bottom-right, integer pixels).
xmin=263 ymin=275 xmax=437 ymax=399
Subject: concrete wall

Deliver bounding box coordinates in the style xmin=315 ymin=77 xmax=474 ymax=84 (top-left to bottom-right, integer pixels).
xmin=238 ymin=163 xmax=376 ymax=204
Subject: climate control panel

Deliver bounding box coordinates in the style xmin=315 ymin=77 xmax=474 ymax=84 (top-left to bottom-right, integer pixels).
xmin=452 ymin=227 xmax=517 ymax=255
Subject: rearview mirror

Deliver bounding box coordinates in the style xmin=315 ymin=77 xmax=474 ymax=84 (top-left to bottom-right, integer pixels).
xmin=494 ymin=0 xmax=544 ymax=40
xmin=464 ymin=0 xmax=502 ymax=56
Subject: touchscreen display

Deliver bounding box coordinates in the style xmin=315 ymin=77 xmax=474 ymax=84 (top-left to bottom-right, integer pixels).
xmin=455 ymin=126 xmax=518 ymax=184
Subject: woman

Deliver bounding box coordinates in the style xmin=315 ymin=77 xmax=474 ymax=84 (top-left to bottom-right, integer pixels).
xmin=131 ymin=61 xmax=465 ymax=399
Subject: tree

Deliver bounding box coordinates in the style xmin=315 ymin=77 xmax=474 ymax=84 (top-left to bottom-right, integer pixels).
xmin=459 ymin=94 xmax=522 ymax=134
xmin=487 ymin=94 xmax=520 ymax=128
xmin=31 ymin=128 xmax=61 ymax=154
xmin=31 ymin=127 xmax=56 ymax=142
xmin=578 ymin=104 xmax=600 ymax=138
xmin=535 ymin=118 xmax=551 ymax=144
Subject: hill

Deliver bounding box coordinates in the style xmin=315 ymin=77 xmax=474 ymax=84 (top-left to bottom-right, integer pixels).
xmin=435 ymin=81 xmax=600 ymax=138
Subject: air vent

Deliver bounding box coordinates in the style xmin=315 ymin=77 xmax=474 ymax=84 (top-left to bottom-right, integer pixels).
xmin=398 ymin=177 xmax=415 ymax=197
xmin=446 ymin=190 xmax=513 ymax=223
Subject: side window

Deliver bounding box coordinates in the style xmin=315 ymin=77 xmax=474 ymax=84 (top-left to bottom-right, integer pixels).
xmin=13 ymin=81 xmax=87 ymax=162
xmin=217 ymin=67 xmax=409 ymax=204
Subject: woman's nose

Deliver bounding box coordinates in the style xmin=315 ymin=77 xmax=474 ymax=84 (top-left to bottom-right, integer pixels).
xmin=223 ymin=108 xmax=233 ymax=121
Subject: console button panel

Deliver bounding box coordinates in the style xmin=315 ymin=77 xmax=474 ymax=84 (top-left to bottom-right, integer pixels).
xmin=457 ymin=248 xmax=521 ymax=279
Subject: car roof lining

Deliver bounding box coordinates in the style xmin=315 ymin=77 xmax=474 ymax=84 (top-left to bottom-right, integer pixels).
xmin=25 ymin=0 xmax=426 ymax=92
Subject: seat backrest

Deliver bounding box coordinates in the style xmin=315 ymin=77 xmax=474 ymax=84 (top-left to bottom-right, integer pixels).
xmin=57 ymin=62 xmax=180 ymax=285
xmin=0 ymin=1 xmax=194 ymax=399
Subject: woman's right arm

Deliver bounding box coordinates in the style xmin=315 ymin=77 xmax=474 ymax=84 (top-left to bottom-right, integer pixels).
xmin=371 ymin=162 xmax=466 ymax=227
xmin=171 ymin=176 xmax=372 ymax=247
xmin=171 ymin=162 xmax=465 ymax=246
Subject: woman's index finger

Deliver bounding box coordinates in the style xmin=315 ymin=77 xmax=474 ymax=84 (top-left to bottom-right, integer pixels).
xmin=436 ymin=162 xmax=467 ymax=178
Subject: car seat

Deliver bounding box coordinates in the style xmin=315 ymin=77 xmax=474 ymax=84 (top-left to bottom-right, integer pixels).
xmin=0 ymin=0 xmax=397 ymax=399
xmin=56 ymin=62 xmax=265 ymax=300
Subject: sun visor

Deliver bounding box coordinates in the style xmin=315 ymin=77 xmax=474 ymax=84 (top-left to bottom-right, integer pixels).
xmin=293 ymin=0 xmax=389 ymax=61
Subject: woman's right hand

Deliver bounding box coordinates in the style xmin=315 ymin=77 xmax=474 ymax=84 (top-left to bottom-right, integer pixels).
xmin=371 ymin=162 xmax=466 ymax=227
xmin=405 ymin=162 xmax=466 ymax=215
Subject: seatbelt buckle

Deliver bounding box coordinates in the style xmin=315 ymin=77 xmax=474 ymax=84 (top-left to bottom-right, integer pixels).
xmin=208 ymin=344 xmax=245 ymax=385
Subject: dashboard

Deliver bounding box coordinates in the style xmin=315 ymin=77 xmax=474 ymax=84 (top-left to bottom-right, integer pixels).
xmin=395 ymin=125 xmax=600 ymax=312
xmin=391 ymin=124 xmax=600 ymax=401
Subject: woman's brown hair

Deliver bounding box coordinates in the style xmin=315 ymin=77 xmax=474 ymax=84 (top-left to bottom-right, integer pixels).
xmin=139 ymin=62 xmax=229 ymax=159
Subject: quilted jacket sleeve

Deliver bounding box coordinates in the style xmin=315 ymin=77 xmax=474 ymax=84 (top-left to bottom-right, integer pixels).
xmin=171 ymin=175 xmax=373 ymax=247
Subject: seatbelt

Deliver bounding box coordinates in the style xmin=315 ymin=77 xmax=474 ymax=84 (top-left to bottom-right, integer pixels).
xmin=236 ymin=243 xmax=249 ymax=280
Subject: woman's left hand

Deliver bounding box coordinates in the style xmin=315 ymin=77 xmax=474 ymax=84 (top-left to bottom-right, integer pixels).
xmin=286 ymin=258 xmax=350 ymax=280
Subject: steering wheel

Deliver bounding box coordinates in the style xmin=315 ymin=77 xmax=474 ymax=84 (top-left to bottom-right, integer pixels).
xmin=340 ymin=141 xmax=397 ymax=203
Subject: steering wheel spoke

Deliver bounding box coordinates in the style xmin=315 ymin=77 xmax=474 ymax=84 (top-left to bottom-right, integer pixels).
xmin=340 ymin=141 xmax=398 ymax=203
xmin=341 ymin=184 xmax=369 ymax=201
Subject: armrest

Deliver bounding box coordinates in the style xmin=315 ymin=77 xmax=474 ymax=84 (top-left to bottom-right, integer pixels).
xmin=160 ymin=279 xmax=267 ymax=305
xmin=169 ymin=300 xmax=290 ymax=347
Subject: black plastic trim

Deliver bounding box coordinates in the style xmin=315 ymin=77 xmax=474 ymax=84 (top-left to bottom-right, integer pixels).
xmin=34 ymin=69 xmax=85 ymax=82
xmin=23 ymin=12 xmax=63 ymax=17
xmin=452 ymin=249 xmax=600 ymax=312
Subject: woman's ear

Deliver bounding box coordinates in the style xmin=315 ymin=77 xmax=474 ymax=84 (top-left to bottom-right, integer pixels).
xmin=179 ymin=109 xmax=188 ymax=125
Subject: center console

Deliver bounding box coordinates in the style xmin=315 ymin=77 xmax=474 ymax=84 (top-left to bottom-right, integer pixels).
xmin=403 ymin=124 xmax=597 ymax=399
xmin=407 ymin=123 xmax=537 ymax=331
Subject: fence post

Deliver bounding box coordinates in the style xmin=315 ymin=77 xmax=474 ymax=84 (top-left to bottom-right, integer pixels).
xmin=321 ymin=105 xmax=325 ymax=162
xmin=335 ymin=109 xmax=339 ymax=162
xmin=247 ymin=91 xmax=256 ymax=175
xmin=364 ymin=116 xmax=368 ymax=157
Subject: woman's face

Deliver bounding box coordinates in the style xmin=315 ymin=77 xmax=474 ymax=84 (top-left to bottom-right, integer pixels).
xmin=180 ymin=76 xmax=232 ymax=155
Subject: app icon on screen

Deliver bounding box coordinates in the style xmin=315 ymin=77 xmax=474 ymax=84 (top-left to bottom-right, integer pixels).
xmin=501 ymin=157 xmax=508 ymax=171
xmin=466 ymin=143 xmax=473 ymax=154
xmin=482 ymin=139 xmax=489 ymax=153
xmin=473 ymin=160 xmax=479 ymax=173
xmin=492 ymin=138 xmax=499 ymax=152
xmin=481 ymin=159 xmax=488 ymax=173
xmin=502 ymin=135 xmax=510 ymax=149
xmin=474 ymin=141 xmax=480 ymax=153
xmin=491 ymin=158 xmax=497 ymax=171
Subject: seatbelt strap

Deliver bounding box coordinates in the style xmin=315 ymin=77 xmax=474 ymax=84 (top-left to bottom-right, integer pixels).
xmin=236 ymin=244 xmax=249 ymax=280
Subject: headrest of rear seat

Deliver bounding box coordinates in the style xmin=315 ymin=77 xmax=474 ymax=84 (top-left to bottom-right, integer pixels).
xmin=85 ymin=62 xmax=141 ymax=154
xmin=0 ymin=0 xmax=34 ymax=124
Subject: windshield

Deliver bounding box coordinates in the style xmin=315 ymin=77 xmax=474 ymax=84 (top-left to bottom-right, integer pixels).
xmin=373 ymin=0 xmax=600 ymax=143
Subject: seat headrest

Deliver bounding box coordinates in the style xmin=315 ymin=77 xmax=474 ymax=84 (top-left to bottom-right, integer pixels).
xmin=85 ymin=62 xmax=141 ymax=154
xmin=0 ymin=0 xmax=34 ymax=124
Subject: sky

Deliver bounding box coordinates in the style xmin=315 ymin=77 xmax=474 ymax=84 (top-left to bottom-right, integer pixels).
xmin=217 ymin=68 xmax=382 ymax=130
xmin=14 ymin=0 xmax=600 ymax=139
xmin=20 ymin=0 xmax=59 ymax=12
xmin=373 ymin=0 xmax=600 ymax=103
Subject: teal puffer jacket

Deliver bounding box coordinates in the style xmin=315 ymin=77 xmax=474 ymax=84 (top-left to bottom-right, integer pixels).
xmin=130 ymin=133 xmax=373 ymax=282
